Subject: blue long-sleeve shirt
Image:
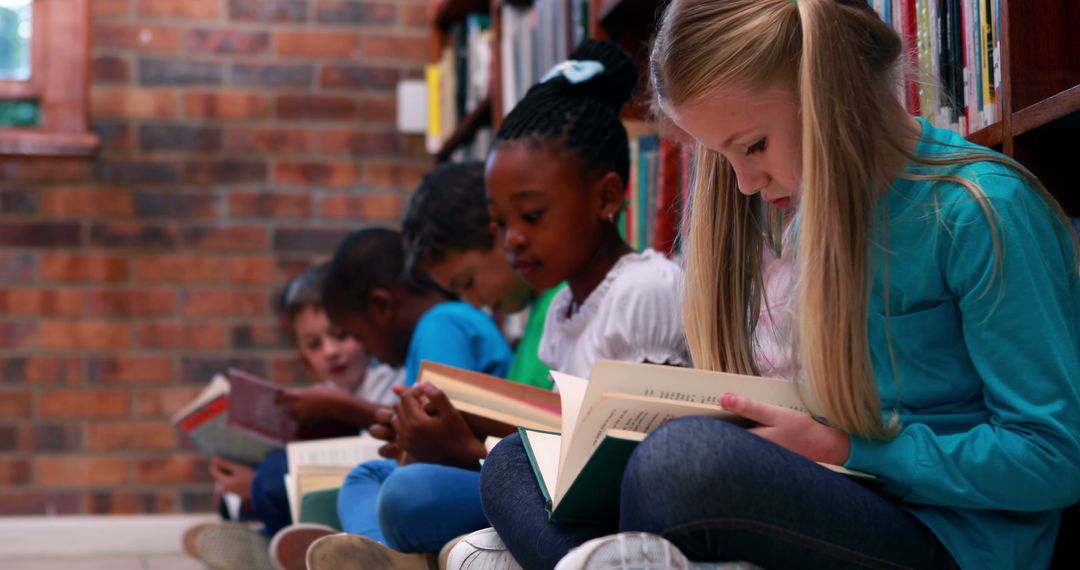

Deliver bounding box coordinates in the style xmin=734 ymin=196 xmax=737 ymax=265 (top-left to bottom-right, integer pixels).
xmin=844 ymin=118 xmax=1080 ymax=569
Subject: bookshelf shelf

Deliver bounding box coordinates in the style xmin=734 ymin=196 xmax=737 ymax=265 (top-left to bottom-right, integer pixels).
xmin=1011 ymin=82 xmax=1080 ymax=137
xmin=597 ymin=0 xmax=668 ymax=32
xmin=966 ymin=122 xmax=1004 ymax=149
xmin=433 ymin=96 xmax=492 ymax=162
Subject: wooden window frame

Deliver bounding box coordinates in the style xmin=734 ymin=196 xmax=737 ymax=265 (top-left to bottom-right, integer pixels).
xmin=0 ymin=0 xmax=99 ymax=156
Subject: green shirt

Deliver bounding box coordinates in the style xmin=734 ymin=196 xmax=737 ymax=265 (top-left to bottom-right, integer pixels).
xmin=506 ymin=284 xmax=566 ymax=390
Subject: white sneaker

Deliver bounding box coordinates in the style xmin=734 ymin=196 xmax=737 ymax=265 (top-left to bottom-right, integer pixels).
xmin=554 ymin=532 xmax=762 ymax=570
xmin=445 ymin=528 xmax=523 ymax=570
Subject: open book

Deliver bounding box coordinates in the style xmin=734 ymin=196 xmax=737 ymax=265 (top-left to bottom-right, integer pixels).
xmin=171 ymin=374 xmax=281 ymax=466
xmin=417 ymin=361 xmax=561 ymax=436
xmin=520 ymin=360 xmax=877 ymax=524
xmin=283 ymin=435 xmax=384 ymax=524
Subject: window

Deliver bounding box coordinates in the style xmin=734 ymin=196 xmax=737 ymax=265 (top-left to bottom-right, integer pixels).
xmin=0 ymin=0 xmax=98 ymax=156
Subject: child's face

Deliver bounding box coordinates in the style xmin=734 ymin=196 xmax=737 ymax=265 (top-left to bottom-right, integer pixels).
xmin=668 ymin=84 xmax=802 ymax=210
xmin=485 ymin=144 xmax=610 ymax=291
xmin=293 ymin=306 xmax=368 ymax=389
xmin=424 ymin=244 xmax=533 ymax=314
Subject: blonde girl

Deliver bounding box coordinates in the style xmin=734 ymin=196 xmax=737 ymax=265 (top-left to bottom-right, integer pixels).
xmin=475 ymin=1 xmax=1080 ymax=569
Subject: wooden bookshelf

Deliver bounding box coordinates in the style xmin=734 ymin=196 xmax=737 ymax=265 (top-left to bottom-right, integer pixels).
xmin=433 ymin=96 xmax=492 ymax=162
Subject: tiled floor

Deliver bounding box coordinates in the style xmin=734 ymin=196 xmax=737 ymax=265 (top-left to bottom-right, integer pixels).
xmin=0 ymin=554 xmax=206 ymax=570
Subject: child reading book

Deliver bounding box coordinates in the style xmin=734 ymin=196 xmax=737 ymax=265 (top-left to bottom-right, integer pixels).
xmin=299 ymin=228 xmax=513 ymax=569
xmin=402 ymin=159 xmax=563 ymax=390
xmin=478 ymin=1 xmax=1080 ymax=569
xmin=183 ymin=264 xmax=404 ymax=570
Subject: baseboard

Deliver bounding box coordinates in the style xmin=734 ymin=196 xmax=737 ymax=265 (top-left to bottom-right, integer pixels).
xmin=0 ymin=514 xmax=218 ymax=557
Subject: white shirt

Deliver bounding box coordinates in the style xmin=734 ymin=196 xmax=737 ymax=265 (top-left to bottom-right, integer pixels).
xmin=539 ymin=249 xmax=690 ymax=378
xmin=352 ymin=363 xmax=404 ymax=407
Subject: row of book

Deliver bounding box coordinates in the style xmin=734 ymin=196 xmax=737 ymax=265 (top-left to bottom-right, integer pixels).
xmin=500 ymin=0 xmax=591 ymax=117
xmin=621 ymin=123 xmax=688 ymax=256
xmin=426 ymin=14 xmax=493 ymax=154
xmin=870 ymin=0 xmax=1002 ymax=136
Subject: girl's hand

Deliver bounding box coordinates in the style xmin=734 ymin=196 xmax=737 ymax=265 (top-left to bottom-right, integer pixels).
xmin=277 ymin=385 xmax=347 ymax=423
xmin=721 ymin=392 xmax=851 ymax=465
xmin=209 ymin=456 xmax=254 ymax=500
xmin=390 ymin=383 xmax=487 ymax=469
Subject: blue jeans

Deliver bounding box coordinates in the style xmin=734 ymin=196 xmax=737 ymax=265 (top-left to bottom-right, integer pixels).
xmin=251 ymin=449 xmax=291 ymax=536
xmin=337 ymin=459 xmax=490 ymax=553
xmin=480 ymin=417 xmax=957 ymax=570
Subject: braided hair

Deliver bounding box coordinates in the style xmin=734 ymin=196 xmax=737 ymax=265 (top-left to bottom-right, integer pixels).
xmin=494 ymin=39 xmax=637 ymax=184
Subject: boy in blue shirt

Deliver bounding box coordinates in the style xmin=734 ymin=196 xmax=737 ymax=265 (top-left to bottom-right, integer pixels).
xmin=308 ymin=228 xmax=512 ymax=570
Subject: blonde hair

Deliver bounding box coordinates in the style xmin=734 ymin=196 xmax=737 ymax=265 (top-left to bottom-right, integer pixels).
xmin=652 ymin=0 xmax=1077 ymax=440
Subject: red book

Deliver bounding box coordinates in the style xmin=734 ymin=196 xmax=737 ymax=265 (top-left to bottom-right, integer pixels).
xmin=903 ymin=0 xmax=920 ymax=115
xmin=653 ymin=137 xmax=681 ymax=255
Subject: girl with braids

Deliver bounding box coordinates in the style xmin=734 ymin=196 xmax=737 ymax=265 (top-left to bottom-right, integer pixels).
xmin=484 ymin=39 xmax=689 ymax=379
xmin=472 ymin=1 xmax=1080 ymax=569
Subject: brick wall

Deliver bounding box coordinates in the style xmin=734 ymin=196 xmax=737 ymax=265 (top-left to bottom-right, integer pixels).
xmin=0 ymin=0 xmax=432 ymax=515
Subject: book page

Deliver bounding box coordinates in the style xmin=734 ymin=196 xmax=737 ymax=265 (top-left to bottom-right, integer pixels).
xmin=549 ymin=371 xmax=589 ymax=477
xmin=171 ymin=374 xmax=230 ymax=425
xmin=588 ymin=360 xmax=808 ymax=414
xmin=286 ymin=434 xmax=383 ymax=471
xmin=425 ymin=373 xmax=561 ymax=431
xmin=555 ymin=394 xmax=732 ymax=505
xmin=520 ymin=429 xmax=562 ymax=501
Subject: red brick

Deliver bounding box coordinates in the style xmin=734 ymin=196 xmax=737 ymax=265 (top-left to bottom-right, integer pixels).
xmin=0 ymin=390 xmax=33 ymax=418
xmin=321 ymin=193 xmax=403 ymax=221
xmin=87 ymin=490 xmax=176 ymax=515
xmin=93 ymin=24 xmax=182 ymax=53
xmin=39 ymin=321 xmax=131 ymax=350
xmin=187 ymin=28 xmax=270 ymax=55
xmin=320 ymin=65 xmax=399 ymax=90
xmin=0 ymin=422 xmax=82 ymax=452
xmin=319 ymin=129 xmax=401 ymax=156
xmin=359 ymin=94 xmax=396 ymax=123
xmin=98 ymin=159 xmax=181 ymax=185
xmin=134 ymin=254 xmax=221 ymax=283
xmin=228 ymin=192 xmax=312 ymax=219
xmin=91 ymin=88 xmax=178 ymax=119
xmin=39 ymin=187 xmax=135 ymax=218
xmin=273 ymin=227 xmax=352 ymax=253
xmin=229 ymin=0 xmax=307 ymax=22
xmin=181 ymin=225 xmax=271 ymax=251
xmin=92 ymin=121 xmax=134 ymax=152
xmin=271 ymin=355 xmax=308 ymax=384
xmin=37 ymin=456 xmax=129 ymax=487
xmin=133 ymin=387 xmax=203 ymax=418
xmin=227 ymin=256 xmax=283 ymax=285
xmin=0 ymin=252 xmax=35 ymax=281
xmin=276 ymin=30 xmax=358 ymax=58
xmin=183 ymin=160 xmax=267 ymax=184
xmin=360 ymin=33 xmax=428 ymax=62
xmin=183 ymin=290 xmax=269 ymax=317
xmin=136 ymin=455 xmax=210 ymax=484
xmin=233 ymin=321 xmax=288 ymax=349
xmin=0 ymin=459 xmax=32 ymax=486
xmin=92 ymin=55 xmax=131 ymax=83
xmin=84 ymin=289 xmax=175 ymax=317
xmin=274 ymin=161 xmax=359 ymax=188
xmin=39 ymin=389 xmax=130 ymax=419
xmin=94 ymin=0 xmax=130 ymax=18
xmin=401 ymin=3 xmax=428 ymax=27
xmin=0 ymin=287 xmax=82 ymax=316
xmin=232 ymin=63 xmax=313 ymax=88
xmin=89 ymin=221 xmax=179 ymax=249
xmin=139 ymin=123 xmax=222 ymax=152
xmin=40 ymin=253 xmax=129 ymax=282
xmin=224 ymin=127 xmax=314 ymax=153
xmin=0 ymin=491 xmax=80 ymax=515
xmin=88 ymin=356 xmax=173 ymax=385
xmin=0 ymin=158 xmax=92 ymax=183
xmin=316 ymin=1 xmax=398 ymax=25
xmin=134 ymin=192 xmax=217 ymax=218
xmin=135 ymin=321 xmax=228 ymax=350
xmin=276 ymin=95 xmax=358 ymax=121
xmin=181 ymin=357 xmax=269 ymax=385
xmin=0 ymin=222 xmax=81 ymax=247
xmin=139 ymin=58 xmax=223 ymax=86
xmin=85 ymin=421 xmax=176 ymax=451
xmin=361 ymin=161 xmax=429 ymax=190
xmin=26 ymin=357 xmax=87 ymax=384
xmin=139 ymin=0 xmax=220 ymax=19
xmin=185 ymin=91 xmax=269 ymax=120
xmin=0 ymin=321 xmax=35 ymax=349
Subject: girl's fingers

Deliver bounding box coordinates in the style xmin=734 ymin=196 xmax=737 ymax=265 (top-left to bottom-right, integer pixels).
xmin=720 ymin=392 xmax=786 ymax=426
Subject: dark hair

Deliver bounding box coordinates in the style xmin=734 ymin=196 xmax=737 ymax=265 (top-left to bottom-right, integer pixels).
xmin=402 ymin=161 xmax=492 ymax=269
xmin=322 ymin=228 xmax=443 ymax=318
xmin=494 ymin=39 xmax=637 ymax=184
xmin=278 ymin=263 xmax=329 ymax=340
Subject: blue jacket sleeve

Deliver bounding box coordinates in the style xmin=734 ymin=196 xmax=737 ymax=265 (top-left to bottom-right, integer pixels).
xmin=846 ymin=174 xmax=1080 ymax=511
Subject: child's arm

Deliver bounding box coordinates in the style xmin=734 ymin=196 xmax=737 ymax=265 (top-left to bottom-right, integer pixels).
xmin=208 ymin=456 xmax=254 ymax=501
xmin=277 ymin=385 xmax=381 ymax=430
xmin=847 ymin=179 xmax=1080 ymax=510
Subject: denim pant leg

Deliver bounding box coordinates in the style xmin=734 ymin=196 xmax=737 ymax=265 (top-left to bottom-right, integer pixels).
xmin=337 ymin=459 xmax=398 ymax=543
xmin=480 ymin=434 xmax=616 ymax=570
xmin=620 ymin=417 xmax=957 ymax=570
xmin=377 ymin=464 xmax=490 ymax=554
xmin=251 ymin=449 xmax=291 ymax=536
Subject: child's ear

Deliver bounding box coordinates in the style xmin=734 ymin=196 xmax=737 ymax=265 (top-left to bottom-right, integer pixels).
xmin=595 ymin=171 xmax=625 ymax=223
xmin=366 ymin=288 xmax=396 ymax=327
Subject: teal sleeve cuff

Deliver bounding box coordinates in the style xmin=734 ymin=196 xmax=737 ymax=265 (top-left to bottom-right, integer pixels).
xmin=845 ymin=430 xmax=918 ymax=499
